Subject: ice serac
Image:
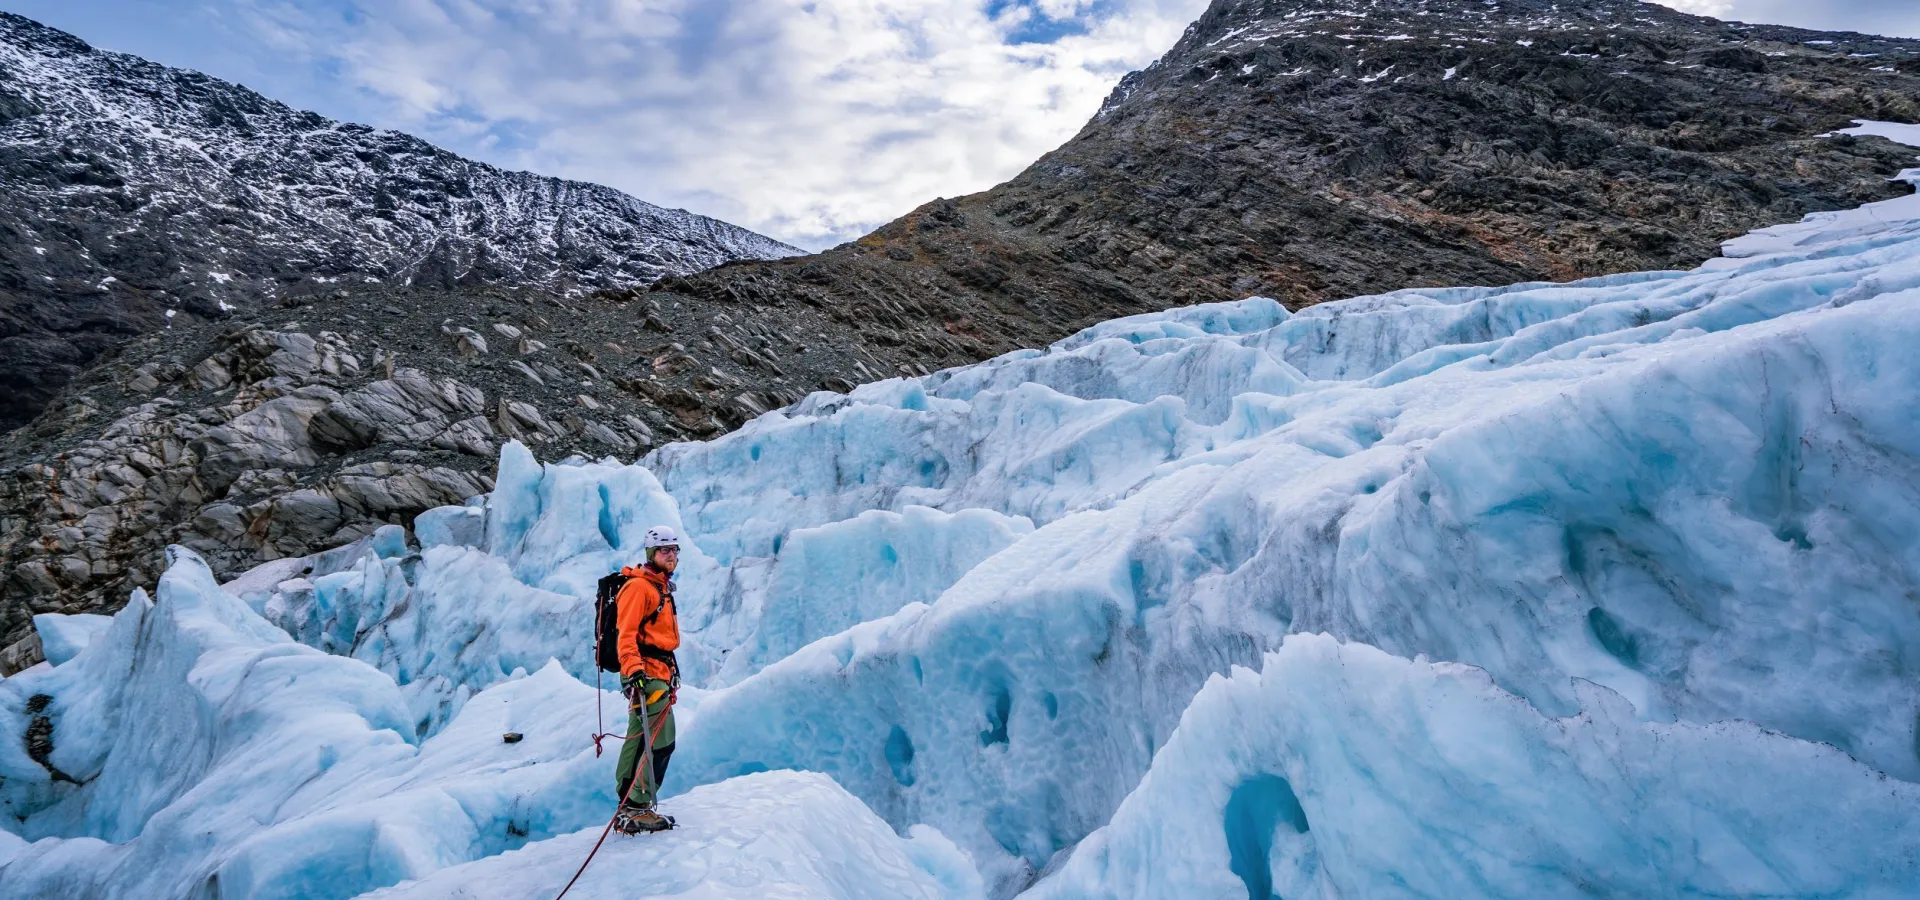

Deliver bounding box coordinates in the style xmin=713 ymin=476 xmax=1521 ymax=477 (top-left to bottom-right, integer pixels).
xmin=30 ymin=613 xmax=111 ymax=666
xmin=727 ymin=505 xmax=1034 ymax=682
xmin=658 ymin=171 xmax=1920 ymax=890
xmin=231 ymin=435 xmax=1042 ymax=733
xmin=0 ymin=545 xmax=969 ymax=899
xmin=1029 ymin=635 xmax=1920 ymax=900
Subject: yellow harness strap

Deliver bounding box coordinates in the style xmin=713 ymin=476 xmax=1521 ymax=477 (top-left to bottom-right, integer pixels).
xmin=630 ymin=687 xmax=668 ymax=710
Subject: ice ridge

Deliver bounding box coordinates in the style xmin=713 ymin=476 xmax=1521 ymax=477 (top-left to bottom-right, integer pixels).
xmin=3 ymin=167 xmax=1920 ymax=897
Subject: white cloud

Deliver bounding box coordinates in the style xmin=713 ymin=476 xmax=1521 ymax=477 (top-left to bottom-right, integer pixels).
xmin=218 ymin=0 xmax=1914 ymax=251
xmin=235 ymin=0 xmax=1209 ymax=250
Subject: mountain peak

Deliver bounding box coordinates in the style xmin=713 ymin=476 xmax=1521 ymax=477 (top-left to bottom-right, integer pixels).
xmin=0 ymin=12 xmax=798 ymax=431
xmin=0 ymin=10 xmax=93 ymax=54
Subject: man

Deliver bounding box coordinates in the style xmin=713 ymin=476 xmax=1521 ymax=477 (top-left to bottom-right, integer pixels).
xmin=613 ymin=525 xmax=682 ymax=834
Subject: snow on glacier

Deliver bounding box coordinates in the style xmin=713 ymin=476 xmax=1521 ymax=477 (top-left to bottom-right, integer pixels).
xmin=4 ymin=165 xmax=1920 ymax=898
xmin=359 ymin=771 xmax=982 ymax=900
xmin=1720 ymin=121 xmax=1920 ymax=262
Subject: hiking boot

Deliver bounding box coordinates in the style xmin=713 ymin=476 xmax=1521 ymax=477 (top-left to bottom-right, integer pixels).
xmin=615 ymin=805 xmax=674 ymax=834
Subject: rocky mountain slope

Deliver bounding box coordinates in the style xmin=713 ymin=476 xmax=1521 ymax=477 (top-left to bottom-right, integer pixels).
xmin=0 ymin=279 xmax=853 ymax=653
xmin=0 ymin=11 xmax=798 ymax=432
xmin=634 ymin=0 xmax=1920 ymax=373
xmin=4 ymin=0 xmax=1920 ymax=652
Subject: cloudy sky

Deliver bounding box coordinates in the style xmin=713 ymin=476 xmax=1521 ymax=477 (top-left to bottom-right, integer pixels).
xmin=4 ymin=1 xmax=1915 ymax=249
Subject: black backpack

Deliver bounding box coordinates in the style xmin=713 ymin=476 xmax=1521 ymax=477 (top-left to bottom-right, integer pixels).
xmin=594 ymin=571 xmax=675 ymax=674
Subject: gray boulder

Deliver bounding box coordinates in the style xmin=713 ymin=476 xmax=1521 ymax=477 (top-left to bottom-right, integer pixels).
xmin=309 ymin=369 xmax=491 ymax=455
xmin=195 ymin=387 xmax=340 ymax=492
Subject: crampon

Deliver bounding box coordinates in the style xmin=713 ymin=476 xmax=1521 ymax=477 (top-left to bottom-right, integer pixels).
xmin=614 ymin=805 xmax=676 ymax=834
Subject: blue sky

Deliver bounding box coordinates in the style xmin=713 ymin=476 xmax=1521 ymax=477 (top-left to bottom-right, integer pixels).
xmin=4 ymin=0 xmax=1915 ymax=249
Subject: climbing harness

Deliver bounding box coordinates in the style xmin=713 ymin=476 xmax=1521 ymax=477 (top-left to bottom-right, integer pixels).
xmin=617 ymin=681 xmax=678 ymax=824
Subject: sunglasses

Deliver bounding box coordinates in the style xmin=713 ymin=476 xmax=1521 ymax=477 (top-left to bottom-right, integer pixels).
xmin=654 ymin=546 xmax=680 ymax=554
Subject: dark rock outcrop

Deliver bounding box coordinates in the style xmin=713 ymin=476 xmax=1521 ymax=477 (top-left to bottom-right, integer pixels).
xmin=0 ymin=279 xmax=841 ymax=644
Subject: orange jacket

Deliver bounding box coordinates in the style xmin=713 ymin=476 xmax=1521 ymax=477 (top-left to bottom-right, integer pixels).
xmin=615 ymin=565 xmax=680 ymax=681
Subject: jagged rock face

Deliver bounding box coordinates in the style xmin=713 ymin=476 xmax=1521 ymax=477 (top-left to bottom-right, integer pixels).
xmin=0 ymin=326 xmax=488 ymax=644
xmin=0 ymin=280 xmax=837 ymax=647
xmin=636 ymin=0 xmax=1920 ymax=374
xmin=0 ymin=12 xmax=799 ymax=431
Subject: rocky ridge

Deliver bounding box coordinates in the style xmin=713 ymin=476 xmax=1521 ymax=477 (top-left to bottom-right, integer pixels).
xmin=631 ymin=0 xmax=1920 ymax=374
xmin=0 ymin=11 xmax=798 ymax=431
xmin=5 ymin=0 xmax=1920 ymax=651
xmin=0 ymin=276 xmax=867 ymax=650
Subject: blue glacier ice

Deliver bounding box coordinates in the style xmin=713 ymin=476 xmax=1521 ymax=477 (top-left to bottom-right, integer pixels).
xmin=4 ymin=154 xmax=1920 ymax=898
xmin=1029 ymin=634 xmax=1920 ymax=900
xmin=30 ymin=613 xmax=111 ymax=667
xmin=0 ymin=549 xmax=970 ymax=898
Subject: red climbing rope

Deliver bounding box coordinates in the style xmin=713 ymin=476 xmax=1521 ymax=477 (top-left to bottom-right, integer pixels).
xmin=554 ymin=623 xmax=624 ymax=900
xmin=552 ymin=808 xmax=621 ymax=900
xmin=589 ymin=694 xmax=665 ymax=756
xmin=555 ymin=685 xmax=676 ymax=900
xmin=589 ymin=677 xmax=671 ymax=756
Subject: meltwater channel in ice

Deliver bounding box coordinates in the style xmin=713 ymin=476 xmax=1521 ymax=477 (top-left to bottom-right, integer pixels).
xmin=5 ymin=131 xmax=1920 ymax=898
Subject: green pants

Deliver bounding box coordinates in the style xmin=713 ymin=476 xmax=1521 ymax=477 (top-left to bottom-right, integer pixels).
xmin=615 ymin=675 xmax=675 ymax=807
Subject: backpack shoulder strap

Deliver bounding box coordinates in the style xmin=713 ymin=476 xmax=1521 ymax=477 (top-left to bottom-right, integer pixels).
xmin=639 ymin=578 xmax=674 ymax=628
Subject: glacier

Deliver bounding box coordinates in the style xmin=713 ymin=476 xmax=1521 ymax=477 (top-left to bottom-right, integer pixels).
xmin=4 ymin=152 xmax=1920 ymax=897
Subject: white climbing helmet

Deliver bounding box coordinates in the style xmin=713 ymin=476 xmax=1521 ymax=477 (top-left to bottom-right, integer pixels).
xmin=642 ymin=525 xmax=681 ymax=550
